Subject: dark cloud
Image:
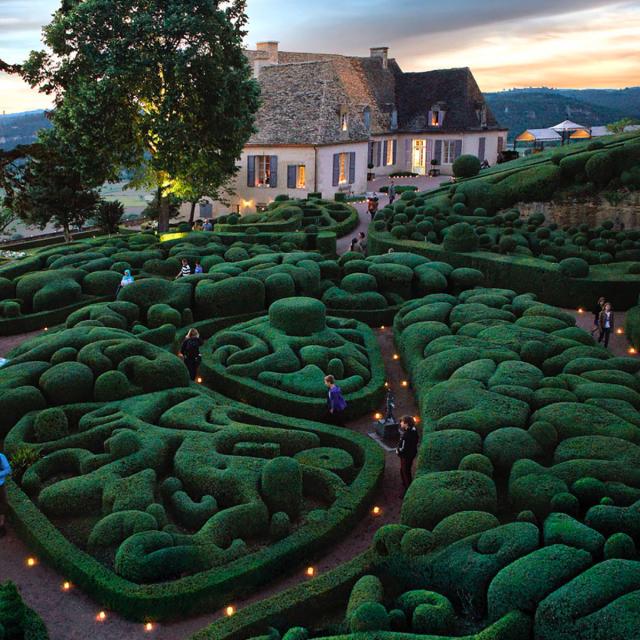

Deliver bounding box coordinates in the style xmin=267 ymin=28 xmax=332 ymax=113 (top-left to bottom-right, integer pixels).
xmin=247 ymin=0 xmax=630 ymax=51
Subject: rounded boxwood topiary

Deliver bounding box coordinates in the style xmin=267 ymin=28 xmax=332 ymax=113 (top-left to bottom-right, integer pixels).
xmin=558 ymin=257 xmax=590 ymax=278
xmin=400 ymin=528 xmax=434 ymax=556
xmin=604 ymin=532 xmax=636 ymax=559
xmin=401 ymin=470 xmax=497 ymax=530
xmin=443 ymin=222 xmax=478 ymax=253
xmin=453 ymin=154 xmax=481 ymax=178
xmin=147 ymin=303 xmax=182 ymax=329
xmin=459 ymin=453 xmax=494 ymax=477
xmin=269 ymin=511 xmax=291 ymax=541
xmin=269 ymin=297 xmax=326 ymax=336
xmin=349 ymin=602 xmax=389 ymax=632
xmin=33 ymin=407 xmax=69 ymax=443
xmin=94 ymin=370 xmax=131 ymax=402
xmin=39 ymin=361 xmax=94 ymax=405
xmin=260 ymin=457 xmax=303 ymax=519
xmin=412 ymin=594 xmax=455 ymax=635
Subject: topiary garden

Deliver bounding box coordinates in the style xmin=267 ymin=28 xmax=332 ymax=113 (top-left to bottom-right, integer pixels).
xmin=1 ymin=185 xmax=639 ymax=639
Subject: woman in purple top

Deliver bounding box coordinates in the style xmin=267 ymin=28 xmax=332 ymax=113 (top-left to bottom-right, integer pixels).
xmin=325 ymin=374 xmax=347 ymax=425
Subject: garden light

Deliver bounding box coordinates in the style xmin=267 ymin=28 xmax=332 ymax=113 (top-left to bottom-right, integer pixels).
xmin=197 ymin=377 xmax=203 ymax=384
xmin=577 ymin=308 xmax=584 ymax=313
xmin=305 ymin=566 xmax=315 ymax=577
xmin=616 ymin=328 xmax=624 ymax=335
xmin=26 ymin=557 xmax=37 ymax=567
xmin=380 ymin=325 xmax=386 ymax=330
xmin=401 ymin=380 xmax=408 ymax=387
xmin=145 ymin=622 xmax=154 ymax=632
xmin=43 ymin=327 xmax=48 ymax=331
xmin=62 ymin=581 xmax=71 ymax=591
xmin=628 ymin=347 xmax=637 ymax=355
xmin=96 ymin=611 xmax=107 ymax=622
xmin=393 ymin=354 xmax=400 ymax=360
xmin=372 ymin=506 xmax=382 ymax=516
xmin=225 ymin=606 xmax=236 ymax=617
xmin=374 ymin=412 xmax=383 ymax=420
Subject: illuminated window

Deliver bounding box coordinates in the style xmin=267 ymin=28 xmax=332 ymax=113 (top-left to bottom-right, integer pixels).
xmin=339 ymin=153 xmax=348 ymax=183
xmin=257 ymin=156 xmax=271 ymax=186
xmin=442 ymin=140 xmax=457 ymax=164
xmin=431 ymin=110 xmax=440 ymax=126
xmin=296 ymin=165 xmax=306 ymax=189
xmin=386 ymin=139 xmax=394 ymax=165
xmin=340 ymin=112 xmax=348 ymax=132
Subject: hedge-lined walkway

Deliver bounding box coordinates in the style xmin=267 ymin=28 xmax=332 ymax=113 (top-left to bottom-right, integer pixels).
xmin=0 ymin=328 xmax=416 ymax=640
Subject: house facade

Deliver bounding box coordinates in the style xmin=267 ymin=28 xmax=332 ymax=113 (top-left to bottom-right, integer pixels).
xmin=210 ymin=42 xmax=507 ymax=216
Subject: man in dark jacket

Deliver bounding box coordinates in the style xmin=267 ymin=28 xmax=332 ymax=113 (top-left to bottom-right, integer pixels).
xmin=397 ymin=415 xmax=419 ymax=494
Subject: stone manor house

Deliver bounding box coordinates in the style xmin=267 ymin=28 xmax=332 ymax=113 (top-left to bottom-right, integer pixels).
xmin=215 ymin=42 xmax=507 ymax=215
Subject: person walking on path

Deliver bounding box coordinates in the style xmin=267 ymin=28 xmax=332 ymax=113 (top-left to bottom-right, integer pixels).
xmin=598 ymin=303 xmax=615 ymax=348
xmin=357 ymin=231 xmax=368 ymax=256
xmin=175 ymin=258 xmax=191 ymax=279
xmin=325 ymin=374 xmax=347 ymax=426
xmin=367 ymin=196 xmax=379 ymax=219
xmin=349 ymin=238 xmax=362 ymax=254
xmin=180 ymin=328 xmax=203 ymax=381
xmin=591 ymin=296 xmax=605 ymax=335
xmin=0 ymin=451 xmax=11 ymax=537
xmin=397 ymin=415 xmax=419 ymax=495
xmin=388 ymin=180 xmax=397 ymax=206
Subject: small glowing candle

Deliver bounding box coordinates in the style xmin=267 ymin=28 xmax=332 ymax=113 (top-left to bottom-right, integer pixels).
xmin=401 ymin=380 xmax=408 ymax=387
xmin=96 ymin=611 xmax=107 ymax=622
xmin=628 ymin=347 xmax=637 ymax=355
xmin=393 ymin=354 xmax=400 ymax=360
xmin=380 ymin=325 xmax=386 ymax=330
xmin=616 ymin=328 xmax=624 ymax=335
xmin=225 ymin=606 xmax=236 ymax=617
xmin=413 ymin=416 xmax=421 ymax=423
xmin=62 ymin=581 xmax=71 ymax=591
xmin=26 ymin=557 xmax=37 ymax=567
xmin=306 ymin=566 xmax=315 ymax=577
xmin=196 ymin=377 xmax=203 ymax=384
xmin=43 ymin=327 xmax=48 ymax=332
xmin=372 ymin=506 xmax=382 ymax=516
xmin=577 ymin=308 xmax=584 ymax=314
xmin=144 ymin=622 xmax=154 ymax=632
xmin=374 ymin=412 xmax=383 ymax=420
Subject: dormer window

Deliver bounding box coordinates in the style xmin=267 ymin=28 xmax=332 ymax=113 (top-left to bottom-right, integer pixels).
xmin=390 ymin=107 xmax=398 ymax=130
xmin=475 ymin=101 xmax=487 ymax=127
xmin=340 ymin=109 xmax=349 ymax=132
xmin=363 ymin=107 xmax=371 ymax=131
xmin=429 ymin=104 xmax=446 ymax=127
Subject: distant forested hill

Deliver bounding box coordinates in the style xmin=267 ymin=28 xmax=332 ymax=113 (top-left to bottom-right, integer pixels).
xmin=485 ymin=87 xmax=640 ymax=141
xmin=0 ymin=110 xmax=51 ymax=150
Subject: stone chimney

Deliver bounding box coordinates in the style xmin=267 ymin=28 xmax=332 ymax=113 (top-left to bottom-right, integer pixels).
xmin=370 ymin=47 xmax=389 ymax=69
xmin=256 ymin=41 xmax=279 ymax=65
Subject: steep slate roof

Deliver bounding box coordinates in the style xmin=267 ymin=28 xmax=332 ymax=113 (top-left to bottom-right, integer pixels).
xmin=396 ymin=67 xmax=501 ymax=133
xmin=246 ymin=49 xmax=503 ymax=146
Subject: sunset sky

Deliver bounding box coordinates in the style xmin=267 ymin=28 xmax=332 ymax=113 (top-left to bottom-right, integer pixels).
xmin=1 ymin=0 xmax=639 ymax=114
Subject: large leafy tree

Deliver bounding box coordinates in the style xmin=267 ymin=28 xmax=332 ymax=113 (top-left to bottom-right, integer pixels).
xmin=2 ymin=133 xmax=100 ymax=242
xmin=18 ymin=0 xmax=260 ymax=231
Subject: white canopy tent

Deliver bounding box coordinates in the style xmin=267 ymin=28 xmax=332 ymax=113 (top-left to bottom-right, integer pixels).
xmin=515 ymin=128 xmax=562 ymax=143
xmin=551 ymin=120 xmax=588 ymax=133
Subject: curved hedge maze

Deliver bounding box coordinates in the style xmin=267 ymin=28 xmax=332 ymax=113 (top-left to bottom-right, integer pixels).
xmin=267 ymin=287 xmax=640 ymax=640
xmin=203 ymin=297 xmax=385 ymax=419
xmin=1 ymin=177 xmax=640 ymax=639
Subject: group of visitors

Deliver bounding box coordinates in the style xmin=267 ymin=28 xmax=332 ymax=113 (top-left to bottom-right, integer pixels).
xmin=591 ymin=297 xmax=615 ymax=348
xmin=325 ymin=375 xmax=419 ymax=495
xmin=0 ymin=450 xmax=10 ymax=537
xmin=175 ymin=258 xmax=204 ymax=279
xmin=349 ymin=232 xmax=368 ymax=255
xmin=192 ymin=219 xmax=214 ymax=231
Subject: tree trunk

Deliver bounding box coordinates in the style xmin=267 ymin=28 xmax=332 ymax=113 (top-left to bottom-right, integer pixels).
xmin=189 ymin=201 xmax=197 ymax=226
xmin=63 ymin=222 xmax=71 ymax=243
xmin=158 ymin=191 xmax=170 ymax=233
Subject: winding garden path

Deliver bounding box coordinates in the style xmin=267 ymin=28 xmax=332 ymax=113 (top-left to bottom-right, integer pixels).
xmin=0 ymin=327 xmax=417 ymax=640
